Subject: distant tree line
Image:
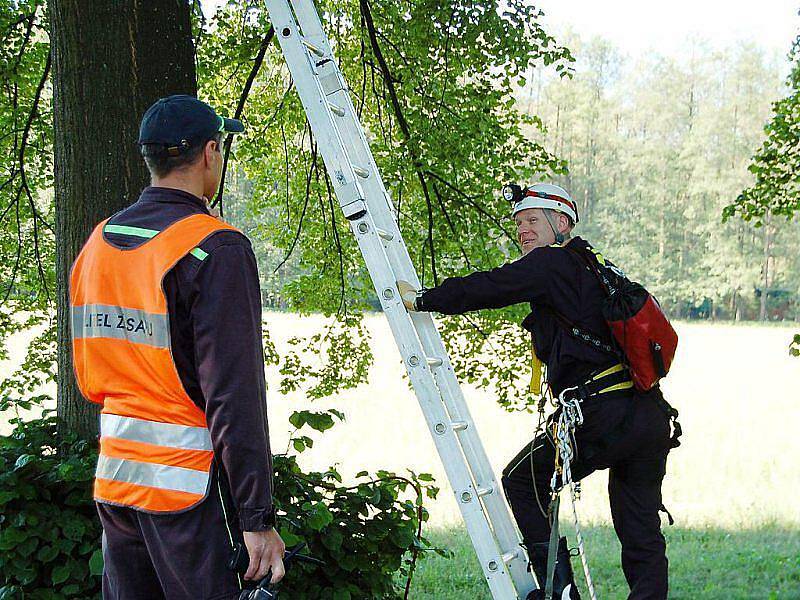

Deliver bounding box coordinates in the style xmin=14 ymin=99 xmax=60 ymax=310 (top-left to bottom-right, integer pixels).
xmin=523 ymin=34 xmax=798 ymax=322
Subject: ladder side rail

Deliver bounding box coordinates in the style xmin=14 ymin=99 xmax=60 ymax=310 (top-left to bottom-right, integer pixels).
xmin=266 ymin=1 xmax=534 ymax=596
xmin=268 ymin=7 xmax=369 ymax=219
xmin=289 ymin=0 xmax=403 ymax=222
xmin=411 ymin=316 xmax=534 ymax=589
xmin=338 ymin=188 xmax=523 ymax=599
xmin=356 ymin=202 xmax=534 ymax=590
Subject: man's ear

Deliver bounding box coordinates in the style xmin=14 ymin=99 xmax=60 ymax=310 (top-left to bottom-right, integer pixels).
xmin=203 ymin=139 xmax=218 ymax=167
xmin=558 ymin=212 xmax=571 ymax=234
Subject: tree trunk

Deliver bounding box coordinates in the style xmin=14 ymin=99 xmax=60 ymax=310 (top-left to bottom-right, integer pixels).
xmin=51 ymin=0 xmax=197 ymax=438
xmin=759 ymin=215 xmax=773 ymax=322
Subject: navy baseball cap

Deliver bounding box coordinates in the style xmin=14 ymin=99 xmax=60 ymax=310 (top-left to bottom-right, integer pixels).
xmin=138 ymin=95 xmax=244 ymax=156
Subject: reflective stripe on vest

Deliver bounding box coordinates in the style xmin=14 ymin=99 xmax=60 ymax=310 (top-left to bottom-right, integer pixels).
xmin=71 ymin=304 xmax=170 ymax=348
xmin=70 ymin=214 xmax=238 ymax=513
xmin=96 ymin=455 xmax=210 ymax=496
xmin=101 ymin=414 xmax=213 ymax=451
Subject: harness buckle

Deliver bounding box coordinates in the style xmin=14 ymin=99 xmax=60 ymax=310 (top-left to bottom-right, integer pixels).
xmin=576 ymin=383 xmax=590 ymax=402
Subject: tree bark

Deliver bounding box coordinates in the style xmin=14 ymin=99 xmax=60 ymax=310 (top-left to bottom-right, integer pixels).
xmin=51 ymin=0 xmax=197 ymax=437
xmin=759 ymin=215 xmax=773 ymax=322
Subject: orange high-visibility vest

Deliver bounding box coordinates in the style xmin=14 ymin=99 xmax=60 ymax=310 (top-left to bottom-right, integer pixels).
xmin=70 ymin=213 xmax=237 ymax=513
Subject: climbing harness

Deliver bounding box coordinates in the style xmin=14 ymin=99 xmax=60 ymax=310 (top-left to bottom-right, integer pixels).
xmin=533 ymin=363 xmax=634 ymax=599
xmin=545 ymin=385 xmax=598 ymax=600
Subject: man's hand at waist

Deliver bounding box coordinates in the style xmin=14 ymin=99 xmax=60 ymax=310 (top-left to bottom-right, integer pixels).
xmin=243 ymin=528 xmax=285 ymax=583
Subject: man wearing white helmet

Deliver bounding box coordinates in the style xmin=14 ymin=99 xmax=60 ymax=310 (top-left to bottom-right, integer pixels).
xmin=398 ymin=183 xmax=673 ymax=600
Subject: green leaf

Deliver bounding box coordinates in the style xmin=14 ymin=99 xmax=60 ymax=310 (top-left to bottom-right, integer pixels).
xmin=89 ymin=549 xmax=104 ymax=576
xmin=288 ymin=411 xmax=306 ymax=429
xmin=280 ymin=531 xmax=303 ymax=547
xmin=305 ymin=503 xmax=333 ymax=531
xmin=14 ymin=454 xmax=35 ymax=471
xmin=0 ymin=491 xmax=17 ymax=505
xmin=17 ymin=536 xmax=38 ymax=557
xmin=62 ymin=519 xmax=86 ymax=541
xmin=0 ymin=528 xmax=28 ymax=550
xmin=389 ymin=524 xmax=415 ymax=548
xmin=321 ymin=528 xmax=343 ymax=552
xmin=36 ymin=545 xmax=60 ymax=563
xmin=51 ymin=564 xmax=71 ymax=585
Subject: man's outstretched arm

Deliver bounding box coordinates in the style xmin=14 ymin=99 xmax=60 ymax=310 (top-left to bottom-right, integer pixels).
xmin=400 ymin=246 xmax=558 ymax=314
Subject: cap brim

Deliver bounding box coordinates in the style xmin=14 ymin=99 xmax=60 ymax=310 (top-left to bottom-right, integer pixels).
xmin=221 ymin=117 xmax=244 ymax=134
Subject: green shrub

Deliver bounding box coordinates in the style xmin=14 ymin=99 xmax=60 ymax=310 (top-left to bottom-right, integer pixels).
xmin=0 ymin=414 xmax=101 ymax=600
xmin=272 ymin=454 xmax=439 ymax=599
xmin=0 ymin=414 xmax=440 ymax=599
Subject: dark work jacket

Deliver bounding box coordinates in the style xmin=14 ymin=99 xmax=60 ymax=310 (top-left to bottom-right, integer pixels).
xmin=418 ymin=236 xmax=617 ymax=395
xmin=102 ymin=186 xmax=273 ymax=531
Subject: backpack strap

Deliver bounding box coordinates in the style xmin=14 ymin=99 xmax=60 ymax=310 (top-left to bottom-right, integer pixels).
xmin=540 ymin=304 xmax=618 ymax=357
xmin=565 ymin=243 xmax=619 ymax=295
xmin=538 ymin=242 xmax=621 ymax=358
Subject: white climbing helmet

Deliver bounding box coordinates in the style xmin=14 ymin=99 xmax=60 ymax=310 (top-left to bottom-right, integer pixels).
xmin=504 ymin=182 xmax=579 ymax=224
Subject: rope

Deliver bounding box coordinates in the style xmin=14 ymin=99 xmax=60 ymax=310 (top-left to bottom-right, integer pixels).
xmin=550 ymin=386 xmax=598 ymax=600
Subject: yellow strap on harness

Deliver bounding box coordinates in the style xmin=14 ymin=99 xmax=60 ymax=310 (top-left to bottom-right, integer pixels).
xmin=590 ymin=363 xmax=625 ymax=380
xmin=590 ymin=363 xmax=634 ymax=394
xmin=529 ymin=338 xmax=544 ymax=395
xmin=597 ymin=380 xmax=634 ymax=394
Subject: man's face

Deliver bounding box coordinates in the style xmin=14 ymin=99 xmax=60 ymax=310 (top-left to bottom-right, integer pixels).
xmin=514 ymin=208 xmax=555 ymax=255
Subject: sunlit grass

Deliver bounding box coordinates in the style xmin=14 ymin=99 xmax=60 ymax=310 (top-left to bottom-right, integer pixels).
xmin=405 ymin=523 xmax=800 ymax=599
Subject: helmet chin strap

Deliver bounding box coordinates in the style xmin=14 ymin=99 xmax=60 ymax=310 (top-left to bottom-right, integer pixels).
xmin=542 ymin=209 xmax=565 ymax=245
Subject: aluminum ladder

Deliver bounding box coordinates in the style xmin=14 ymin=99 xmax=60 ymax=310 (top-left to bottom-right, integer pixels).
xmin=264 ymin=1 xmax=537 ymax=597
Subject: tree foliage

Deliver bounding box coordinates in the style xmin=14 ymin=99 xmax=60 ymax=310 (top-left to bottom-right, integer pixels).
xmin=723 ymin=31 xmax=800 ymax=347
xmin=725 ymin=34 xmax=800 ymax=224
xmin=196 ymin=0 xmax=573 ymax=409
xmin=0 ymin=0 xmax=52 ymax=386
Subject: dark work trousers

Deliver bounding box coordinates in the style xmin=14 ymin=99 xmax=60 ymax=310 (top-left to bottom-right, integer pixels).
xmin=97 ymin=469 xmax=243 ymax=600
xmin=501 ymin=389 xmax=672 ymax=600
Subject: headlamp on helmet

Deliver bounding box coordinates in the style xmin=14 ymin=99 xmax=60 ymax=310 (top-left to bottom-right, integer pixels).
xmin=502 ymin=183 xmax=524 ymax=205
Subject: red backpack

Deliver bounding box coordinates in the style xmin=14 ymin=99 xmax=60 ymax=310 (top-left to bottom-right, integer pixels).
xmin=563 ymin=244 xmax=678 ymax=392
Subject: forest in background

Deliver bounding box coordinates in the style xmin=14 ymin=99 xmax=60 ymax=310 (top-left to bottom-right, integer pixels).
xmin=228 ymin=32 xmax=800 ymax=322
xmin=525 ymin=33 xmax=799 ymax=321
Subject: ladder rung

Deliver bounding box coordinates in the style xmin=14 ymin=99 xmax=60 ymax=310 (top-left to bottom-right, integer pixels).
xmin=451 ymin=421 xmax=468 ymax=431
xmin=328 ymin=102 xmax=345 ymax=117
xmin=426 ymin=357 xmax=443 ymax=367
xmin=476 ymin=486 xmax=493 ymax=497
xmin=352 ymin=165 xmax=370 ymax=178
xmin=502 ymin=549 xmax=519 ymax=564
xmin=301 ymin=38 xmax=325 ymax=57
xmin=376 ymin=227 xmax=393 ymax=241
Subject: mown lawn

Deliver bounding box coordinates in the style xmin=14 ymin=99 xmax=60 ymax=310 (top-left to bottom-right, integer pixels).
xmin=403 ymin=523 xmax=800 ymax=599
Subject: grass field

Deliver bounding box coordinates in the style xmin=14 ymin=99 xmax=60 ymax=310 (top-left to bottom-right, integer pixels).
xmin=2 ymin=316 xmax=799 ymax=597
xmin=404 ymin=524 xmax=800 ymax=599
